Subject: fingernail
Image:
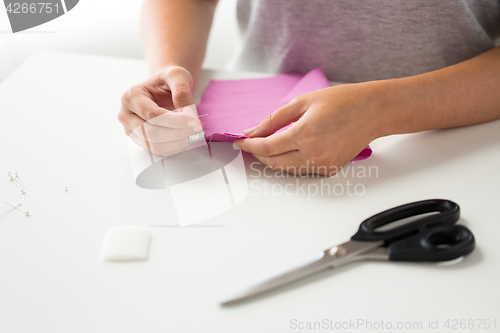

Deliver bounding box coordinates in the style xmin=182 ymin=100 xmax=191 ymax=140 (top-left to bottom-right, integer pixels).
xmin=187 ymin=120 xmax=198 ymax=127
xmin=243 ymin=125 xmax=257 ymax=135
xmin=193 ymin=125 xmax=203 ymax=133
xmin=233 ymin=143 xmax=240 ymax=150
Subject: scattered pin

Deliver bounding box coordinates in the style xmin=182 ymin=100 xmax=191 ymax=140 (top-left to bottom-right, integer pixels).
xmin=14 ymin=172 xmax=30 ymax=191
xmin=65 ymin=186 xmax=82 ymax=205
xmin=4 ymin=201 xmax=26 ymax=214
xmin=20 ymin=189 xmax=29 ymax=216
xmin=0 ymin=203 xmax=22 ymax=219
xmin=198 ymin=114 xmax=208 ymax=117
xmin=7 ymin=171 xmax=29 ymax=191
xmin=8 ymin=175 xmax=25 ymax=190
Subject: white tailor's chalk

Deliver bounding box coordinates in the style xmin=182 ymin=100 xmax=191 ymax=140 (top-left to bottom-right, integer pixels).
xmin=101 ymin=226 xmax=151 ymax=262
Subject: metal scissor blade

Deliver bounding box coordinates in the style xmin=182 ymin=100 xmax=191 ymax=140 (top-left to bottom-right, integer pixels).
xmin=220 ymin=240 xmax=384 ymax=306
xmin=220 ymin=251 xmax=333 ymax=306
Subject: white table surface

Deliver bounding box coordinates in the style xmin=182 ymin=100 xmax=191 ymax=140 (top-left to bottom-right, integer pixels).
xmin=0 ymin=50 xmax=499 ymax=333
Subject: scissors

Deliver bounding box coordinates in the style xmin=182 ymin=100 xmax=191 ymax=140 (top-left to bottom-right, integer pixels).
xmin=220 ymin=199 xmax=475 ymax=305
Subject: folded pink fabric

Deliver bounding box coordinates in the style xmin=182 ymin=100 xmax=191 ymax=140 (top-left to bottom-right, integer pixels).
xmin=197 ymin=68 xmax=372 ymax=161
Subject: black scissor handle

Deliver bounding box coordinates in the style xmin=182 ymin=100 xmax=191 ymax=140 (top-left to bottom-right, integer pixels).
xmin=388 ymin=224 xmax=475 ymax=261
xmin=351 ymin=199 xmax=460 ymax=243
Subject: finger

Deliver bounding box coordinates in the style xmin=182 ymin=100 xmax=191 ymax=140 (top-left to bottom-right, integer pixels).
xmin=147 ymin=109 xmax=201 ymax=129
xmin=123 ymin=85 xmax=199 ymax=128
xmin=126 ymin=128 xmax=150 ymax=152
xmin=159 ymin=66 xmax=195 ymax=109
xmin=127 ymin=129 xmax=192 ymax=157
xmin=118 ymin=106 xmax=141 ymax=130
xmin=234 ymin=129 xmax=298 ymax=157
xmin=245 ymin=97 xmax=310 ymax=138
xmin=123 ymin=85 xmax=167 ymax=121
xmin=122 ymin=111 xmax=203 ymax=144
xmin=141 ymin=125 xmax=204 ymax=144
xmin=119 ymin=107 xmax=148 ymax=134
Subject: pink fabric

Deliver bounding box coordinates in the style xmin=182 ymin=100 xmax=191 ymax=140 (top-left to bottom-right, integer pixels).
xmin=197 ymin=68 xmax=372 ymax=161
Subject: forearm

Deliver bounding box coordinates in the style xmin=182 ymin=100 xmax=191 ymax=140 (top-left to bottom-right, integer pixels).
xmin=141 ymin=0 xmax=217 ymax=84
xmin=378 ymin=46 xmax=500 ymax=137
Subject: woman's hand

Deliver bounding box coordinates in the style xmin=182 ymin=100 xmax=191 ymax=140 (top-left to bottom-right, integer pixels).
xmin=118 ymin=66 xmax=204 ymax=157
xmin=233 ymin=82 xmax=387 ymax=175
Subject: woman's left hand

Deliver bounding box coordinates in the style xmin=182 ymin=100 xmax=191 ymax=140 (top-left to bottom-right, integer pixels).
xmin=233 ymin=82 xmax=387 ymax=175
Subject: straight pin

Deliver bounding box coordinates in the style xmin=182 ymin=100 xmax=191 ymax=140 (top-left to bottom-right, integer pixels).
xmin=4 ymin=201 xmax=26 ymax=213
xmin=14 ymin=172 xmax=30 ymax=191
xmin=198 ymin=114 xmax=208 ymax=117
xmin=8 ymin=175 xmax=25 ymax=190
xmin=8 ymin=171 xmax=28 ymax=191
xmin=21 ymin=189 xmax=29 ymax=216
xmin=65 ymin=186 xmax=82 ymax=205
xmin=0 ymin=203 xmax=22 ymax=219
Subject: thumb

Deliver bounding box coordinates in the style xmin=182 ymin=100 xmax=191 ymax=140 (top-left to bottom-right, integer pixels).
xmin=162 ymin=66 xmax=195 ymax=109
xmin=244 ymin=97 xmax=308 ymax=137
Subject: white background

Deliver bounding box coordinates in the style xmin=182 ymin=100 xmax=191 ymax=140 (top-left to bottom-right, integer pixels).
xmin=0 ymin=49 xmax=498 ymax=333
xmin=0 ymin=2 xmax=499 ymax=332
xmin=0 ymin=0 xmax=239 ymax=82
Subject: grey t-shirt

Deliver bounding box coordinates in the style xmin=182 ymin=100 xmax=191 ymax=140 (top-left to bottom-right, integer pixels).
xmin=227 ymin=0 xmax=500 ymax=82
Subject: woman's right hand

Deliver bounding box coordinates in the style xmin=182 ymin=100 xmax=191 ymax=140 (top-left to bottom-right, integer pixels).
xmin=118 ymin=66 xmax=204 ymax=157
